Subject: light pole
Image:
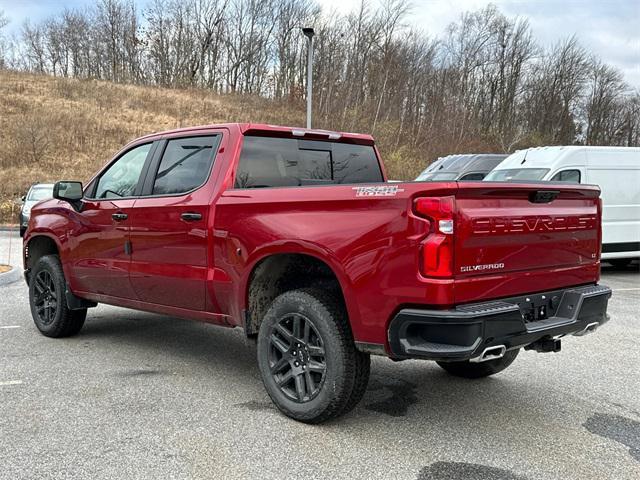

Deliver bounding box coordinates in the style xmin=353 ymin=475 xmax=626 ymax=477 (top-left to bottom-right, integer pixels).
xmin=302 ymin=27 xmax=315 ymax=129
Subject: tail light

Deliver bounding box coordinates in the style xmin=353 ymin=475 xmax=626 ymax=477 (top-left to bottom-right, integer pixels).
xmin=414 ymin=196 xmax=456 ymax=277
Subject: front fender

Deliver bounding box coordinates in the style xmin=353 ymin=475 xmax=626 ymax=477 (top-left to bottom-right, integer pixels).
xmin=24 ymin=201 xmax=76 ymax=283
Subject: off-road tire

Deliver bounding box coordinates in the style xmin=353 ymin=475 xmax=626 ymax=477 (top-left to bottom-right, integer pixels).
xmin=29 ymin=255 xmax=86 ymax=337
xmin=257 ymin=288 xmax=370 ymax=423
xmin=436 ymin=348 xmax=520 ymax=379
xmin=608 ymin=258 xmax=632 ymax=269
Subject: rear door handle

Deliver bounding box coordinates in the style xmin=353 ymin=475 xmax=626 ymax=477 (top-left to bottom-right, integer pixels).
xmin=181 ymin=212 xmax=202 ymax=222
xmin=112 ymin=212 xmax=128 ymax=221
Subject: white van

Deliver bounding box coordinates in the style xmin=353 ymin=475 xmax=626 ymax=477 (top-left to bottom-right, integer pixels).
xmin=485 ymin=146 xmax=640 ymax=266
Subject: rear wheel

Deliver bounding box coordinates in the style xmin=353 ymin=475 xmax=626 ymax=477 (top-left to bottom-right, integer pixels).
xmin=608 ymin=258 xmax=632 ymax=269
xmin=437 ymin=349 xmax=519 ymax=379
xmin=257 ymin=288 xmax=370 ymax=423
xmin=29 ymin=255 xmax=86 ymax=337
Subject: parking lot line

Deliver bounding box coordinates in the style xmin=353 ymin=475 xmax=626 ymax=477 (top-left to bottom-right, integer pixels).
xmin=0 ymin=380 xmax=23 ymax=386
xmin=0 ymin=325 xmax=21 ymax=329
xmin=612 ymin=288 xmax=640 ymax=292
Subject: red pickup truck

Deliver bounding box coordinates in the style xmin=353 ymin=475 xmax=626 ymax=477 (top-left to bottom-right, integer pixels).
xmin=23 ymin=123 xmax=611 ymax=423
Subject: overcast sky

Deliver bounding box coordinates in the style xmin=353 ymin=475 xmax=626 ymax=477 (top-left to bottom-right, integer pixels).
xmin=1 ymin=0 xmax=638 ymax=87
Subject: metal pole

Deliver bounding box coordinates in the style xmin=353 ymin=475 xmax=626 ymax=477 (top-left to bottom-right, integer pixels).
xmin=306 ymin=35 xmax=313 ymax=129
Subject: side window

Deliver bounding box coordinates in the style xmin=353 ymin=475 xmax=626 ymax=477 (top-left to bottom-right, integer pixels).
xmin=235 ymin=136 xmax=383 ymax=188
xmin=459 ymin=172 xmax=486 ymax=181
xmin=550 ymin=170 xmax=581 ymax=183
xmin=152 ymin=136 xmax=219 ymax=195
xmin=94 ymin=143 xmax=152 ymax=199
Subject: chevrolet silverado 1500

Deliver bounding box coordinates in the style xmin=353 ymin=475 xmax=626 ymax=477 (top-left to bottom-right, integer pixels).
xmin=23 ymin=124 xmax=611 ymax=423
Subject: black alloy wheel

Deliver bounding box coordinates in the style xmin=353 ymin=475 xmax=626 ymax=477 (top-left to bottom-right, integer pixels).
xmin=29 ymin=255 xmax=87 ymax=337
xmin=257 ymin=288 xmax=370 ymax=423
xmin=269 ymin=313 xmax=327 ymax=403
xmin=33 ymin=269 xmax=59 ymax=326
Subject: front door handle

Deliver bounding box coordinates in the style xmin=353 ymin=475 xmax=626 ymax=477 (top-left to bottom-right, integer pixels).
xmin=181 ymin=212 xmax=202 ymax=222
xmin=112 ymin=212 xmax=128 ymax=221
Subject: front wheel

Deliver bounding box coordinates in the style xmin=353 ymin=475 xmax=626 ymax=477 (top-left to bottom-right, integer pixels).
xmin=437 ymin=349 xmax=520 ymax=379
xmin=257 ymin=288 xmax=370 ymax=423
xmin=28 ymin=255 xmax=86 ymax=337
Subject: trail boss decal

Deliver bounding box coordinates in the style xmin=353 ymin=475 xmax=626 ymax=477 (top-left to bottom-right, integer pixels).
xmin=353 ymin=185 xmax=405 ymax=197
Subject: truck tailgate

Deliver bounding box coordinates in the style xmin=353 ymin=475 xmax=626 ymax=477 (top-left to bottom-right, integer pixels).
xmin=453 ymin=182 xmax=601 ymax=301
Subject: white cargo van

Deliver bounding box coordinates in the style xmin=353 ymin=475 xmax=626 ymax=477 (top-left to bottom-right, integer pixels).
xmin=485 ymin=146 xmax=640 ymax=266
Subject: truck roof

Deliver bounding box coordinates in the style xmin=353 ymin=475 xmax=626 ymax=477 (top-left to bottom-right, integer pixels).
xmin=416 ymin=154 xmax=507 ymax=180
xmin=134 ymin=123 xmax=375 ymax=145
xmin=495 ymin=146 xmax=640 ymax=170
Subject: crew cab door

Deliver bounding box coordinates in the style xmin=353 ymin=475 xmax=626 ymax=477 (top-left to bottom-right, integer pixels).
xmin=127 ymin=132 xmax=222 ymax=311
xmin=67 ymin=142 xmax=155 ymax=299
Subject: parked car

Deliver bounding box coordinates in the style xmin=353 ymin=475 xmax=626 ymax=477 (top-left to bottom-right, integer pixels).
xmin=485 ymin=146 xmax=640 ymax=267
xmin=20 ymin=183 xmax=54 ymax=237
xmin=416 ymin=154 xmax=507 ymax=181
xmin=417 ymin=156 xmax=446 ymax=177
xmin=23 ymin=124 xmax=611 ymax=423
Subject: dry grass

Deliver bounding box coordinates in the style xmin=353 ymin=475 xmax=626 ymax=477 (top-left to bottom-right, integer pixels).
xmin=0 ymin=70 xmax=310 ymax=222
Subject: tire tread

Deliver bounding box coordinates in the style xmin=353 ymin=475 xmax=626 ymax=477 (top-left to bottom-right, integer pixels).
xmin=257 ymin=288 xmax=370 ymax=423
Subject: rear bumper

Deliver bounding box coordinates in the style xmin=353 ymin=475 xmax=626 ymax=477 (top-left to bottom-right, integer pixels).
xmin=388 ymin=284 xmax=611 ymax=361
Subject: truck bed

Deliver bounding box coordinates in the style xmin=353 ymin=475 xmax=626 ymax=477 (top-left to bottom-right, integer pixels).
xmin=214 ymin=180 xmax=602 ymax=346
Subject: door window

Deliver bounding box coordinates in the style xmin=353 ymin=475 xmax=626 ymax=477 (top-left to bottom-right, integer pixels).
xmin=550 ymin=170 xmax=581 ymax=183
xmin=152 ymin=136 xmax=219 ymax=195
xmin=94 ymin=143 xmax=152 ymax=199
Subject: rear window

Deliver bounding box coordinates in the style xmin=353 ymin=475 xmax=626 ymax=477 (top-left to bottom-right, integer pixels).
xmin=235 ymin=136 xmax=383 ymax=188
xmin=484 ymin=168 xmax=549 ymax=182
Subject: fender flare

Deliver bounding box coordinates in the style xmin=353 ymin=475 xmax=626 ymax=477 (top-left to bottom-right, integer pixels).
xmin=238 ymin=240 xmax=362 ymax=332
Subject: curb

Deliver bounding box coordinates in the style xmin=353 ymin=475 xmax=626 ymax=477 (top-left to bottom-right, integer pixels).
xmin=0 ymin=266 xmax=22 ymax=286
xmin=0 ymin=226 xmax=19 ymax=232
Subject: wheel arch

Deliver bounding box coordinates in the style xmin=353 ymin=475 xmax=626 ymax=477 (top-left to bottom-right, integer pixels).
xmin=242 ymin=249 xmax=358 ymax=338
xmin=24 ymin=234 xmax=62 ymax=284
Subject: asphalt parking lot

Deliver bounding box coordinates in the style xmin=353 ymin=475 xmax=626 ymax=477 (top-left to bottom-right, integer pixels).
xmin=1 ymin=230 xmax=639 ymax=480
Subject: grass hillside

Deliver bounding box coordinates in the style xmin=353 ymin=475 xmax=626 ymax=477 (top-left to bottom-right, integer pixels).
xmin=0 ymin=70 xmax=304 ymax=222
xmin=0 ymin=70 xmax=435 ymax=223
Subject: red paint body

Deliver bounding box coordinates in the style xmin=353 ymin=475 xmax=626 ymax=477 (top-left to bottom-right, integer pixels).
xmin=24 ymin=123 xmax=602 ymax=353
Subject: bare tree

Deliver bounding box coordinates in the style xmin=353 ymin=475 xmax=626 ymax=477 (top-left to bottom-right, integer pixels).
xmin=22 ymin=21 xmax=47 ymax=73
xmin=583 ymin=58 xmax=627 ymax=144
xmin=7 ymin=0 xmax=638 ymax=158
xmin=0 ymin=9 xmax=9 ymax=68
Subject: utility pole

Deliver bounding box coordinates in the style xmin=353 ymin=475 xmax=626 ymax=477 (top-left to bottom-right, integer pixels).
xmin=302 ymin=27 xmax=315 ymax=129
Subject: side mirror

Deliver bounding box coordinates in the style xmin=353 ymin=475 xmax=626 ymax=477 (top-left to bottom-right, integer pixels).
xmin=21 ymin=195 xmax=26 ymax=202
xmin=53 ymin=181 xmax=84 ymax=202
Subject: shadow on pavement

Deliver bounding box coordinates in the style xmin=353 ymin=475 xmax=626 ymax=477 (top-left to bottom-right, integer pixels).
xmin=73 ymin=309 xmax=586 ymax=430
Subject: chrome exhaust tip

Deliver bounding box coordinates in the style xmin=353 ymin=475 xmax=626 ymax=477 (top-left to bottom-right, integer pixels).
xmin=470 ymin=345 xmax=506 ymax=363
xmin=573 ymin=322 xmax=599 ymax=337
